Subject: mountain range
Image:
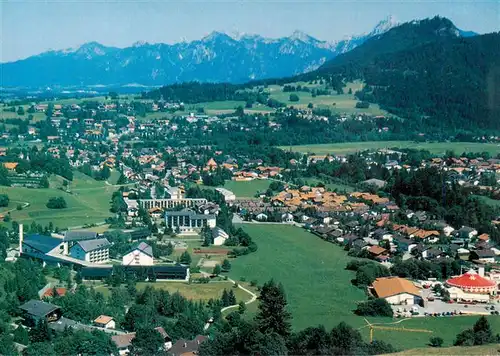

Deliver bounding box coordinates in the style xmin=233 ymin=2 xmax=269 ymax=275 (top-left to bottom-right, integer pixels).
xmin=0 ymin=16 xmax=476 ymax=88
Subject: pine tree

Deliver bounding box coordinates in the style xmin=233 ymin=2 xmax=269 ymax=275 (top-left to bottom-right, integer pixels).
xmin=255 ymin=279 xmax=292 ymax=337
xmin=221 ymin=289 xmax=231 ymax=307
xmin=228 ymin=289 xmax=236 ymax=305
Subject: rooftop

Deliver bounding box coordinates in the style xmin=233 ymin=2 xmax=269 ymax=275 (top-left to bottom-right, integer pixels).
xmin=23 ymin=234 xmax=63 ymax=254
xmin=447 ymin=270 xmax=496 ymax=288
xmin=76 ymin=238 xmax=111 ymax=252
xmin=372 ymin=277 xmax=420 ymax=298
xmin=94 ymin=315 xmax=114 ymax=325
xmin=64 ymin=230 xmax=98 ymax=242
xmin=19 ymin=300 xmax=60 ymax=318
xmin=127 ymin=242 xmax=153 ymax=258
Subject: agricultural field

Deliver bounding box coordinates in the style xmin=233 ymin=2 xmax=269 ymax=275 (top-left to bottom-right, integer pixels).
xmin=387 ymin=344 xmax=500 ymax=356
xmin=184 ymin=100 xmax=274 ymax=115
xmin=229 ymin=224 xmax=500 ymax=349
xmin=92 ymin=281 xmax=251 ymax=302
xmin=267 ymin=80 xmax=388 ymax=115
xmin=0 ymin=171 xmax=117 ymax=229
xmin=282 ymin=141 xmax=500 ymax=156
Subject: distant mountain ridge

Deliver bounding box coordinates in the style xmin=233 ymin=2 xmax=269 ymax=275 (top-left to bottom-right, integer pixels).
xmin=0 ymin=16 xmax=433 ymax=88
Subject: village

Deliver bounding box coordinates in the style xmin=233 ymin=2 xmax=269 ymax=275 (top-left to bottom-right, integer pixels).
xmin=0 ymin=93 xmax=500 ymax=353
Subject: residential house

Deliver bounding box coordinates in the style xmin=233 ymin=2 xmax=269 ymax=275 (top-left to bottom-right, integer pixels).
xmin=169 ymin=335 xmax=208 ymax=356
xmin=470 ymin=249 xmax=496 ymax=264
xmin=457 ymin=226 xmax=478 ymax=240
xmin=112 ymin=327 xmax=172 ymax=355
xmin=94 ymin=315 xmax=116 ymax=329
xmin=281 ymin=212 xmax=294 ymax=223
xmin=212 ymin=227 xmax=229 ymax=246
xmin=19 ymin=300 xmax=62 ymax=327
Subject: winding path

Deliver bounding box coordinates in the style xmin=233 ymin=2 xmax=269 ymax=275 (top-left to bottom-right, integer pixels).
xmin=200 ymin=270 xmax=258 ymax=330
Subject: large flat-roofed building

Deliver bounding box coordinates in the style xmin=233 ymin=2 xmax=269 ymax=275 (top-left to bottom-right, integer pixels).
xmin=70 ymin=238 xmax=111 ymax=264
xmin=138 ymin=198 xmax=207 ymax=210
xmin=165 ymin=210 xmax=216 ymax=235
xmin=21 ymin=233 xmax=65 ymax=259
xmin=81 ymin=264 xmax=189 ymax=281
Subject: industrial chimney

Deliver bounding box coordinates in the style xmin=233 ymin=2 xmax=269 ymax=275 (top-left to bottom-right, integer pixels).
xmin=18 ymin=224 xmax=24 ymax=254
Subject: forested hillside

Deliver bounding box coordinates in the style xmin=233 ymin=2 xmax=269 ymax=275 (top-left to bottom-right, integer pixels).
xmin=312 ymin=17 xmax=500 ymax=130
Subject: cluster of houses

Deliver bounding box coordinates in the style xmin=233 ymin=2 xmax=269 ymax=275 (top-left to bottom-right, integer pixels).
xmin=17 ymin=299 xmax=206 ymax=355
xmin=270 ymin=186 xmax=398 ymax=215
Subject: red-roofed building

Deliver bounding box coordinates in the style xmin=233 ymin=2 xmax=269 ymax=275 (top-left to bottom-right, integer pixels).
xmin=446 ymin=270 xmax=496 ymax=295
xmin=42 ymin=288 xmax=67 ymax=298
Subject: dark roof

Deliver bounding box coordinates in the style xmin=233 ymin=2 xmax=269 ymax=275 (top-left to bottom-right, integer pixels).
xmin=127 ymin=242 xmax=153 ymax=258
xmin=475 ymin=249 xmax=496 ymax=258
xmin=23 ymin=234 xmax=63 ymax=254
xmin=165 ymin=210 xmax=215 ymax=220
xmin=169 ymin=335 xmax=208 ymax=356
xmin=75 ymin=238 xmax=111 ymax=252
xmin=81 ymin=267 xmax=113 ymax=278
xmin=19 ymin=300 xmax=60 ymax=318
xmin=64 ymin=230 xmax=98 ymax=242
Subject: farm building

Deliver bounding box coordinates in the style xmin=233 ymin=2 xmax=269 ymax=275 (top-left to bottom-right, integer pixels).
xmin=371 ymin=277 xmax=422 ymax=305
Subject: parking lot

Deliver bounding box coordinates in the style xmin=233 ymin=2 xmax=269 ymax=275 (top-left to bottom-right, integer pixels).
xmin=392 ymin=288 xmax=497 ymax=317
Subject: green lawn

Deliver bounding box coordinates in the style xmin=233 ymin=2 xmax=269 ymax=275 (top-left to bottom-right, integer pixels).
xmin=282 ymin=141 xmax=500 ymax=156
xmin=475 ymin=195 xmax=500 ymax=207
xmin=223 ymin=180 xmax=271 ymax=198
xmin=0 ymin=172 xmax=117 ymax=229
xmin=184 ymin=101 xmax=274 ymax=115
xmin=267 ymin=81 xmax=388 ymax=115
xmin=199 ymin=180 xmax=271 ymax=199
xmin=229 ymin=224 xmax=366 ymax=329
xmin=229 ymin=224 xmax=500 ymax=350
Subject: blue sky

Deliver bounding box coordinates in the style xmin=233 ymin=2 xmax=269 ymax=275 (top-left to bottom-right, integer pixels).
xmin=2 ymin=0 xmax=499 ymax=62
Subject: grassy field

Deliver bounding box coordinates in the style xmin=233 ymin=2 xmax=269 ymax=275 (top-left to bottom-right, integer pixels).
xmin=0 ymin=171 xmax=117 ymax=229
xmin=92 ymin=281 xmax=251 ymax=302
xmin=229 ymin=224 xmax=366 ymax=329
xmin=476 ymin=196 xmax=500 ymax=207
xmin=229 ymin=224 xmax=500 ymax=349
xmin=199 ymin=179 xmax=271 ymax=199
xmin=282 ymin=141 xmax=500 ymax=156
xmin=386 ymin=344 xmax=500 ymax=355
xmin=267 ymin=81 xmax=388 ymax=115
xmin=223 ymin=180 xmax=271 ymax=198
xmin=184 ymin=101 xmax=274 ymax=115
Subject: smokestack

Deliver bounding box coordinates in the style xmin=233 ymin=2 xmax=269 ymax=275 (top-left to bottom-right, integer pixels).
xmin=19 ymin=224 xmax=23 ymax=254
xmin=479 ymin=266 xmax=485 ymax=277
